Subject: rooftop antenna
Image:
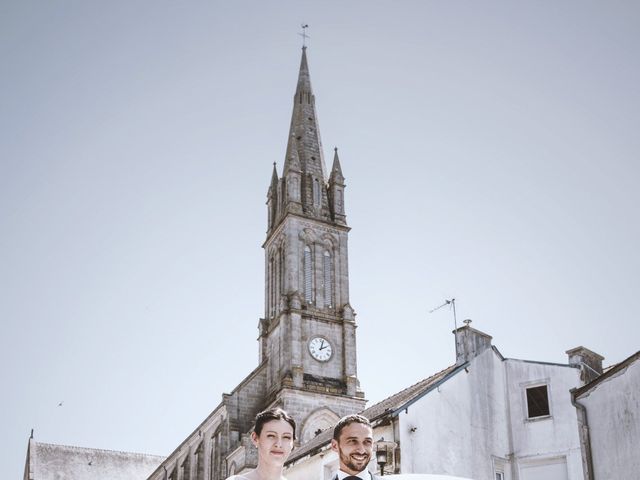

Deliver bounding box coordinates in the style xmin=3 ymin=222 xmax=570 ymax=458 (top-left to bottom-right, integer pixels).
xmin=429 ymin=298 xmax=459 ymax=359
xmin=299 ymin=24 xmax=310 ymax=48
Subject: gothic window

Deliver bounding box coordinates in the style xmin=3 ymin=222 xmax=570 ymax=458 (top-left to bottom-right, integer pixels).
xmin=269 ymin=256 xmax=275 ymax=316
xmin=194 ymin=442 xmax=204 ymax=480
xmin=279 ymin=247 xmax=285 ymax=294
xmin=304 ymin=245 xmax=313 ymax=304
xmin=300 ymin=408 xmax=340 ymax=443
xmin=209 ymin=431 xmax=221 ymax=480
xmin=322 ymin=250 xmax=333 ymax=308
xmin=181 ymin=454 xmax=191 ymax=480
xmin=209 ymin=436 xmax=215 ymax=480
xmin=288 ymin=177 xmax=300 ymax=201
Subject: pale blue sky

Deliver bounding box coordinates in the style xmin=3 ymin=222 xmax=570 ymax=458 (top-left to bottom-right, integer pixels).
xmin=2 ymin=1 xmax=639 ymax=478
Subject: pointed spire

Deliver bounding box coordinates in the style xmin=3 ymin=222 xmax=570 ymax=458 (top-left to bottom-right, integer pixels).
xmin=329 ymin=147 xmax=344 ymax=184
xmin=268 ymin=162 xmax=279 ymax=195
xmin=286 ymin=48 xmax=327 ymax=181
xmin=296 ymin=47 xmax=312 ymax=96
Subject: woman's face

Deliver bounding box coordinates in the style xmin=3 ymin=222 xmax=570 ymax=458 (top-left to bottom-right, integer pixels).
xmin=252 ymin=419 xmax=295 ymax=466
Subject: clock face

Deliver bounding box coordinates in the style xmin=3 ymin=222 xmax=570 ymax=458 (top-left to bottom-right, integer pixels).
xmin=308 ymin=337 xmax=333 ymax=362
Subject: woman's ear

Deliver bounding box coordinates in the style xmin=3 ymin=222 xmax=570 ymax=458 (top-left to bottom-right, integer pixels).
xmin=251 ymin=431 xmax=258 ymax=446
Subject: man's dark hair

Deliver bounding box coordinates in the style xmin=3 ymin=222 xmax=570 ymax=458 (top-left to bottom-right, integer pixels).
xmin=333 ymin=414 xmax=372 ymax=440
xmin=253 ymin=408 xmax=297 ymax=439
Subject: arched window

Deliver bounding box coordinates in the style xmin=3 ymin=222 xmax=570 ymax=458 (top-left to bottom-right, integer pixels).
xmin=304 ymin=245 xmax=313 ymax=303
xmin=323 ymin=250 xmax=333 ymax=307
xmin=279 ymin=247 xmax=285 ymax=294
xmin=269 ymin=256 xmax=275 ymax=316
xmin=194 ymin=442 xmax=204 ymax=480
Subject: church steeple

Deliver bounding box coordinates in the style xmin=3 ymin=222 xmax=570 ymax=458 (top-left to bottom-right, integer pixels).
xmin=260 ymin=47 xmax=364 ymax=426
xmin=279 ymin=47 xmax=333 ymax=223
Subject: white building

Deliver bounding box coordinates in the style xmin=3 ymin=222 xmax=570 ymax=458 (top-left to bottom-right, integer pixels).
xmin=571 ymin=350 xmax=640 ymax=480
xmin=286 ymin=324 xmax=593 ymax=480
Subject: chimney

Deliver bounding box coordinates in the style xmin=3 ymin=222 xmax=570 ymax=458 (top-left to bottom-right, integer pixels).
xmin=455 ymin=320 xmax=492 ymax=365
xmin=566 ymin=346 xmax=604 ymax=384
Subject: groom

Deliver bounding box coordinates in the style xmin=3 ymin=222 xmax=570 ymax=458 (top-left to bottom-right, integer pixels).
xmin=331 ymin=414 xmax=380 ymax=480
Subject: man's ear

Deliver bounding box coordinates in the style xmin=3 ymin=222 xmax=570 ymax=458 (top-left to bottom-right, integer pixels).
xmin=330 ymin=439 xmax=339 ymax=453
xmin=251 ymin=431 xmax=258 ymax=446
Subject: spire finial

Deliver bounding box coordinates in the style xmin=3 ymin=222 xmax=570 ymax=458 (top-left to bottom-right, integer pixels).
xmin=299 ymin=24 xmax=309 ymax=48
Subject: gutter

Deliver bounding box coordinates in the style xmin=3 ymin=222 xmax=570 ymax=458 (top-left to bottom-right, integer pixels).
xmin=570 ymin=389 xmax=594 ymax=480
xmin=387 ymin=362 xmax=469 ymax=418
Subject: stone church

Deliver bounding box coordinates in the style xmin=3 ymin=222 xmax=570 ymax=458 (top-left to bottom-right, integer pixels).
xmin=143 ymin=45 xmax=368 ymax=480
xmin=24 ymin=46 xmax=367 ymax=480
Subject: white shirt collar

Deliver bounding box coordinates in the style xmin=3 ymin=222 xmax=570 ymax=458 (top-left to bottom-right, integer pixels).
xmin=335 ymin=469 xmax=371 ymax=480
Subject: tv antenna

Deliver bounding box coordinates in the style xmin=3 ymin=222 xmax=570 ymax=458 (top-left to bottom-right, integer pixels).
xmin=429 ymin=298 xmax=459 ymax=358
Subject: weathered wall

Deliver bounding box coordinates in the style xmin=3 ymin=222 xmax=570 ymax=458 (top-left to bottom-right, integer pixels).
xmin=577 ymin=355 xmax=640 ymax=479
xmin=396 ymin=349 xmax=585 ymax=480
xmin=505 ymin=359 xmax=583 ymax=479
xmin=398 ymin=349 xmax=508 ymax=479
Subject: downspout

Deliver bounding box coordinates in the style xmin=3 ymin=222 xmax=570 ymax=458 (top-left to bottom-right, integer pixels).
xmin=503 ymin=361 xmax=518 ymax=480
xmin=571 ymin=390 xmax=594 ymax=480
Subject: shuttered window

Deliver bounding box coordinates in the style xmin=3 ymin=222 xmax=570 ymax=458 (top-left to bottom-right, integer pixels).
xmin=304 ymin=246 xmax=313 ymax=303
xmin=323 ymin=250 xmax=332 ymax=307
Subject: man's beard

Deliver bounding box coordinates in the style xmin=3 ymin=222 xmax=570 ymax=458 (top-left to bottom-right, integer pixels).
xmin=338 ymin=447 xmax=370 ymax=473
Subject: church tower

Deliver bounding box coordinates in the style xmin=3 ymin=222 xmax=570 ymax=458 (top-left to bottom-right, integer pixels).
xmin=261 ymin=47 xmax=365 ymax=442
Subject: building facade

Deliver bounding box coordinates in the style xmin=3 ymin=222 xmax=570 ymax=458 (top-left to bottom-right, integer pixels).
xmin=572 ymin=350 xmax=640 ymax=480
xmin=286 ymin=325 xmax=592 ymax=480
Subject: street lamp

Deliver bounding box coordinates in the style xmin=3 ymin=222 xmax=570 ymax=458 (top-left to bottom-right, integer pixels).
xmin=376 ymin=444 xmax=388 ymax=476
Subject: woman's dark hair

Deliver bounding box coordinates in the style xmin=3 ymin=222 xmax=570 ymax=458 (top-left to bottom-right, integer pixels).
xmin=253 ymin=408 xmax=297 ymax=439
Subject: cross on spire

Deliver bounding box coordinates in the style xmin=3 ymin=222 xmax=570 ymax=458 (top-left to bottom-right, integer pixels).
xmin=299 ymin=24 xmax=309 ymax=48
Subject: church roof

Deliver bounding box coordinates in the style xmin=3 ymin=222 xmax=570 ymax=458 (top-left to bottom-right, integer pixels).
xmin=287 ymin=363 xmax=463 ymax=464
xmin=24 ymin=439 xmax=164 ymax=480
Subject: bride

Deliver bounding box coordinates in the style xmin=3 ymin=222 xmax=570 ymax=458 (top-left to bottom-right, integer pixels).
xmin=226 ymin=408 xmax=296 ymax=480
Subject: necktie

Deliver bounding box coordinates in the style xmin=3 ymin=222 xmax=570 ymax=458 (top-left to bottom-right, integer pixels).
xmin=344 ymin=477 xmax=361 ymax=480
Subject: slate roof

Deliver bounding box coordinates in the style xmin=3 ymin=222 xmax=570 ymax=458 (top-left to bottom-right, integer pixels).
xmin=287 ymin=363 xmax=462 ymax=464
xmin=25 ymin=439 xmax=165 ymax=480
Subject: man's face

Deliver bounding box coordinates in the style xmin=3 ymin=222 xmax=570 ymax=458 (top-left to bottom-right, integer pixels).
xmin=331 ymin=422 xmax=373 ymax=475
